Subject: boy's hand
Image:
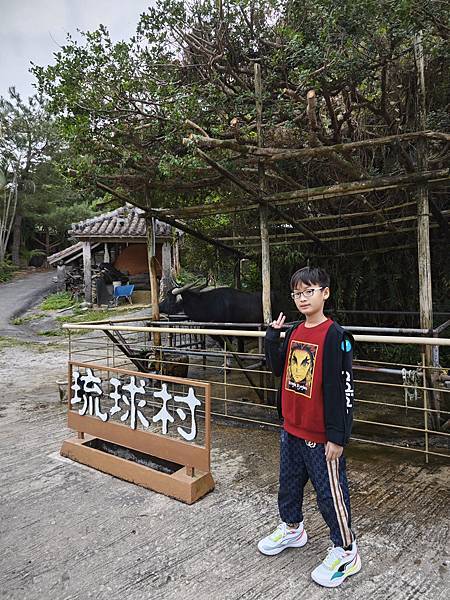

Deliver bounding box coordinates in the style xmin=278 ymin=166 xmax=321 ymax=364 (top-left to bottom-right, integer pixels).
xmin=325 ymin=441 xmax=343 ymax=462
xmin=270 ymin=312 xmax=286 ymax=329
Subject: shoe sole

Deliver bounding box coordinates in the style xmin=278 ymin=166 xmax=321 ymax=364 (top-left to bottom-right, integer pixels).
xmin=311 ymin=553 xmax=361 ymax=587
xmin=258 ymin=530 xmax=308 ymax=556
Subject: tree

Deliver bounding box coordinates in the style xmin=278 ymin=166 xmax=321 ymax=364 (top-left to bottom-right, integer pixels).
xmin=0 ymin=89 xmax=59 ymax=263
xmin=0 ymin=89 xmax=94 ymax=264
xmin=31 ymin=0 xmax=449 ymax=315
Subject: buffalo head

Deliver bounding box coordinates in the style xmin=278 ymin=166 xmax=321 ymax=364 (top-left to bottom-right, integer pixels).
xmin=158 ymin=280 xmax=207 ymax=316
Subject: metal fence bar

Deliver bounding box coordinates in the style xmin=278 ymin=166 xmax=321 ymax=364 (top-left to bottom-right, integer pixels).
xmin=65 ymin=321 xmax=450 ymax=463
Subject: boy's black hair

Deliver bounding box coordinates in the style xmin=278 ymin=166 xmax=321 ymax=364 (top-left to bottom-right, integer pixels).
xmin=290 ymin=266 xmax=330 ymax=290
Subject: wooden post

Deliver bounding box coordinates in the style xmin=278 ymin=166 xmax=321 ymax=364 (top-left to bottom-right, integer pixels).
xmin=234 ymin=258 xmax=241 ymax=289
xmin=255 ymin=62 xmax=272 ymax=323
xmin=56 ymin=262 xmax=66 ymax=293
xmin=82 ymin=241 xmax=92 ymax=304
xmin=159 ymin=241 xmax=173 ymax=299
xmin=414 ymin=32 xmax=438 ymax=426
xmin=145 ymin=188 xmax=162 ymax=370
xmin=103 ymin=243 xmax=110 ymax=263
xmin=173 ymin=235 xmax=181 ymax=276
xmin=145 ymin=216 xmax=161 ymax=344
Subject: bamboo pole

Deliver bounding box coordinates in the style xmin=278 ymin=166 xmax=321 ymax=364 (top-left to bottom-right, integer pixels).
xmin=255 ymin=63 xmax=272 ymax=323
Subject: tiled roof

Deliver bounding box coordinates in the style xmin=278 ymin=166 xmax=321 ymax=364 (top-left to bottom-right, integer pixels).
xmin=69 ymin=205 xmax=173 ymax=239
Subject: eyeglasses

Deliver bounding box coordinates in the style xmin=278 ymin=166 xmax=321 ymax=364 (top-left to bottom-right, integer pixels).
xmin=290 ymin=287 xmax=325 ymax=300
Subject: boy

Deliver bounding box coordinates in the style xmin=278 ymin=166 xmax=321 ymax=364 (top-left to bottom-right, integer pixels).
xmin=258 ymin=266 xmax=360 ymax=588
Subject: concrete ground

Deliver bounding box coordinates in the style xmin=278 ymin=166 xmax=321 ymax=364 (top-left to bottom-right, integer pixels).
xmin=0 ymin=338 xmax=449 ymax=600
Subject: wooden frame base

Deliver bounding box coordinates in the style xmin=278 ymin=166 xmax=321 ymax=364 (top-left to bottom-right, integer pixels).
xmin=60 ymin=435 xmax=215 ymax=504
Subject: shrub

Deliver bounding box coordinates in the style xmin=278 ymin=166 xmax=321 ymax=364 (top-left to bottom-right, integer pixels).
xmin=0 ymin=259 xmax=16 ymax=283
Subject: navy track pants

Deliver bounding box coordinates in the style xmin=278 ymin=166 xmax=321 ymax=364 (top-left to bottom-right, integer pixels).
xmin=278 ymin=429 xmax=354 ymax=548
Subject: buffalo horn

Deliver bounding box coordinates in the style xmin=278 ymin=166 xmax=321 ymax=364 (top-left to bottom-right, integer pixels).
xmin=171 ymin=280 xmax=200 ymax=295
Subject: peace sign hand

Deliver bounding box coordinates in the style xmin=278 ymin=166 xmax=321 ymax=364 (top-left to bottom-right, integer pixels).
xmin=270 ymin=312 xmax=286 ymax=329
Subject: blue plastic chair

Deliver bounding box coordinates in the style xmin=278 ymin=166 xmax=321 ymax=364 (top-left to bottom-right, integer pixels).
xmin=113 ymin=284 xmax=135 ymax=306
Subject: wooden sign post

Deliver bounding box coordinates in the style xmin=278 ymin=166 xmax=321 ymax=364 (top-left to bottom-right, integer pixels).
xmin=61 ymin=361 xmax=214 ymax=504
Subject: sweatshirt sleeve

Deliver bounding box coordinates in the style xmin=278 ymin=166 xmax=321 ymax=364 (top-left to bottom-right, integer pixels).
xmin=323 ymin=327 xmax=355 ymax=446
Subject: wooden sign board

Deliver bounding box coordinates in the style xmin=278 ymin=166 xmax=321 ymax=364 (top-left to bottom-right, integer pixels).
xmin=60 ymin=361 xmax=214 ymax=504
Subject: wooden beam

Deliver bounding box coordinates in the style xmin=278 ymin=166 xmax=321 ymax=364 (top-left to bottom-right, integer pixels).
xmin=265 ymin=169 xmax=449 ymax=204
xmin=95 ymin=181 xmax=252 ymax=260
xmin=148 ymin=210 xmax=253 ymax=260
xmin=185 ymin=130 xmax=449 ymax=161
xmin=313 ymin=239 xmax=449 ymax=259
xmin=217 ymin=211 xmax=450 ymax=241
xmin=156 ymin=170 xmax=447 ymax=218
xmin=195 ymin=148 xmax=324 ymax=245
xmin=240 ymin=222 xmax=442 ymax=247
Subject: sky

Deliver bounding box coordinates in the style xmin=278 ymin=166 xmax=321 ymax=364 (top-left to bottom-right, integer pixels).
xmin=0 ymin=0 xmax=154 ymax=101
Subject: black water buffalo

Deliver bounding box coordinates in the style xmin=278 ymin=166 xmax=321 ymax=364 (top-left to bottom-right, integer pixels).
xmin=159 ymin=282 xmax=268 ymax=323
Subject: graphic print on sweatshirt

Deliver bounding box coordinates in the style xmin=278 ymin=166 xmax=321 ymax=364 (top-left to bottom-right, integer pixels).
xmin=285 ymin=340 xmax=318 ymax=397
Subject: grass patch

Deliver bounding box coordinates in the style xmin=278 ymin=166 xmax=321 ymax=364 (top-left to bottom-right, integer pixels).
xmin=12 ymin=313 xmax=45 ymax=325
xmin=57 ymin=304 xmax=144 ymax=325
xmin=36 ymin=304 xmax=145 ymax=337
xmin=0 ymin=336 xmax=29 ymax=349
xmin=40 ymin=329 xmax=67 ymax=337
xmin=0 ymin=335 xmax=66 ymax=351
xmin=40 ymin=292 xmax=76 ymax=311
xmin=57 ymin=308 xmax=120 ymax=325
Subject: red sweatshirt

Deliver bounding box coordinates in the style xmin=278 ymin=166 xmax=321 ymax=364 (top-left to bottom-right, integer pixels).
xmin=282 ymin=318 xmax=333 ymax=443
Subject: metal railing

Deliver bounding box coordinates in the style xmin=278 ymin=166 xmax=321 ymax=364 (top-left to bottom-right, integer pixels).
xmin=63 ymin=319 xmax=450 ymax=463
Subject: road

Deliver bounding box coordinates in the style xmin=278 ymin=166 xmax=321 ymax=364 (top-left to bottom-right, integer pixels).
xmin=0 ymin=270 xmax=56 ymax=338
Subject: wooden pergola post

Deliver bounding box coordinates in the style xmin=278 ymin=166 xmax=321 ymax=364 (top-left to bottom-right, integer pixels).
xmin=173 ymin=235 xmax=181 ymax=276
xmin=159 ymin=240 xmax=173 ymax=299
xmin=255 ymin=62 xmax=272 ymax=323
xmin=82 ymin=241 xmax=92 ymax=304
xmin=145 ymin=187 xmax=161 ymax=353
xmin=414 ymin=32 xmax=439 ymax=428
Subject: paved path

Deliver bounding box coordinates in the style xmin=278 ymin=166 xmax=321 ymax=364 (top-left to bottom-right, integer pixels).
xmin=0 ymin=270 xmax=56 ymax=338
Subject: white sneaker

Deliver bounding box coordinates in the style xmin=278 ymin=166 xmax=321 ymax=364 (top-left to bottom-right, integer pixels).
xmin=311 ymin=542 xmax=361 ymax=587
xmin=258 ymin=522 xmax=307 ymax=556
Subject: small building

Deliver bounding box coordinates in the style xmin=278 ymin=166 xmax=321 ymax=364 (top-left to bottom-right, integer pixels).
xmin=49 ymin=205 xmax=181 ymax=304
